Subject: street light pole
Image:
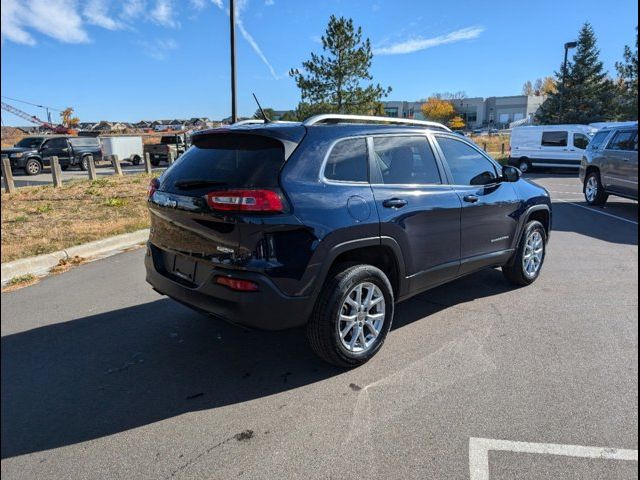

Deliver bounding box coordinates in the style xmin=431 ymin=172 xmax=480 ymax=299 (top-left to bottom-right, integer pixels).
xmin=229 ymin=0 xmax=237 ymax=124
xmin=559 ymin=41 xmax=577 ymax=124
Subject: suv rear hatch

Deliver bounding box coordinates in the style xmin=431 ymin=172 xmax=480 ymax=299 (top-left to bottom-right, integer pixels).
xmin=147 ymin=126 xmax=306 ymax=281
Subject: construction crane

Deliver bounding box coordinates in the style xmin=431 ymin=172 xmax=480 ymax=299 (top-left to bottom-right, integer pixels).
xmin=1 ymin=101 xmax=71 ymax=134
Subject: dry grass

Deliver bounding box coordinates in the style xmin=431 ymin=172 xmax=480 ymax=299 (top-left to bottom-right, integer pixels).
xmin=469 ymin=134 xmax=511 ymax=163
xmin=1 ymin=174 xmax=153 ymax=263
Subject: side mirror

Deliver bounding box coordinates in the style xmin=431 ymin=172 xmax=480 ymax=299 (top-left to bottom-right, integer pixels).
xmin=502 ymin=165 xmax=521 ymax=182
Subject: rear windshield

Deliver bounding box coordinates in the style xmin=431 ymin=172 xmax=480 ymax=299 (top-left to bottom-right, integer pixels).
xmin=161 ymin=134 xmax=285 ymax=193
xmin=69 ymin=137 xmax=99 ymax=147
xmin=161 ymin=136 xmax=182 ymax=144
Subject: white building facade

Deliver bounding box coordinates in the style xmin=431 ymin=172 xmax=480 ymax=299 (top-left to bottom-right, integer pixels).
xmin=383 ymin=95 xmax=546 ymax=129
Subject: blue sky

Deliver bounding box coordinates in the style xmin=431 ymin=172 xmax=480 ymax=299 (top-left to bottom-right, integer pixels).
xmin=1 ymin=0 xmax=637 ymax=125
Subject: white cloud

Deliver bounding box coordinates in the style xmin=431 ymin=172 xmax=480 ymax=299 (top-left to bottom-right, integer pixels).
xmin=190 ymin=0 xmax=206 ymax=9
xmin=84 ymin=0 xmax=123 ymax=30
xmin=1 ymin=0 xmax=36 ymax=45
xmin=139 ymin=37 xmax=178 ymax=60
xmin=212 ymin=0 xmax=279 ymax=79
xmin=374 ymin=26 xmax=485 ymax=55
xmin=121 ymin=0 xmax=145 ymax=20
xmin=150 ymin=0 xmax=179 ymax=28
xmin=1 ymin=0 xmax=90 ymax=45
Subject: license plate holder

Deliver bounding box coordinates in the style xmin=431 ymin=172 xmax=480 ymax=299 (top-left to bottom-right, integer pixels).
xmin=171 ymin=254 xmax=197 ymax=282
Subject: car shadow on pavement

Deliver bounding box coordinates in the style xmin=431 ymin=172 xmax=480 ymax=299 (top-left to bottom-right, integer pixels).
xmin=1 ymin=269 xmax=514 ymax=459
xmin=551 ymin=200 xmax=638 ymax=245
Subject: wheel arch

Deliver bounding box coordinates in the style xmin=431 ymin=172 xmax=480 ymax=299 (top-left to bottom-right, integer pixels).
xmin=511 ymin=204 xmax=551 ymax=250
xmin=315 ymin=237 xmax=406 ymax=300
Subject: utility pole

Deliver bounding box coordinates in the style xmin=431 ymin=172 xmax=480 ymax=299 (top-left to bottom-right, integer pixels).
xmin=559 ymin=41 xmax=577 ymax=124
xmin=230 ymin=0 xmax=237 ymax=124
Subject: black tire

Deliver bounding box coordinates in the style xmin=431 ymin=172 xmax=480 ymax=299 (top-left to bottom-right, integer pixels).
xmin=502 ymin=220 xmax=547 ymax=286
xmin=60 ymin=165 xmax=69 ymax=171
xmin=307 ymin=264 xmax=394 ymax=368
xmin=150 ymin=158 xmax=161 ymax=167
xmin=583 ymin=170 xmax=608 ymax=206
xmin=131 ymin=155 xmax=141 ymax=166
xmin=24 ymin=158 xmax=42 ymax=176
xmin=79 ymin=155 xmax=91 ymax=171
xmin=517 ymin=158 xmax=530 ymax=173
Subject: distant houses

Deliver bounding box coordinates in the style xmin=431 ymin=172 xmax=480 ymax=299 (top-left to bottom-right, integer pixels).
xmin=70 ymin=117 xmax=220 ymax=134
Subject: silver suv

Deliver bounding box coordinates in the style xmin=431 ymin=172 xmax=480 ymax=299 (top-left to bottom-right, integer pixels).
xmin=579 ymin=124 xmax=638 ymax=205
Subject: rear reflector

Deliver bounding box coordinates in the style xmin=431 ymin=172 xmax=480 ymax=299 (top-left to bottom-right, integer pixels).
xmin=148 ymin=178 xmax=160 ymax=198
xmin=205 ymin=189 xmax=284 ymax=213
xmin=215 ymin=276 xmax=259 ymax=292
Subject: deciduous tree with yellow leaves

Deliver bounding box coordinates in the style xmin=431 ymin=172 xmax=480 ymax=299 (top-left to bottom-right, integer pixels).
xmin=448 ymin=115 xmax=466 ymax=130
xmin=420 ymin=97 xmax=455 ymax=123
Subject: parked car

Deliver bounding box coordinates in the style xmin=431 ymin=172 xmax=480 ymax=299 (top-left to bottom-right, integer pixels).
xmin=579 ymin=123 xmax=638 ymax=205
xmin=145 ymin=114 xmax=551 ymax=367
xmin=143 ymin=134 xmax=187 ymax=166
xmin=101 ymin=136 xmax=144 ymax=165
xmin=509 ymin=124 xmax=596 ymax=172
xmin=1 ymin=135 xmax=102 ymax=175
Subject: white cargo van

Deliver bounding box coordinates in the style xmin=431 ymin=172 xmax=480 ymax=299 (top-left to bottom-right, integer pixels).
xmin=509 ymin=125 xmax=597 ymax=172
xmin=100 ymin=136 xmax=144 ymax=165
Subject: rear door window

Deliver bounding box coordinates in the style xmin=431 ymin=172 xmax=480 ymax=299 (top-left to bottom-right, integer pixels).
xmin=44 ymin=138 xmax=68 ymax=149
xmin=573 ymin=133 xmax=590 ymax=150
xmin=372 ymin=136 xmax=441 ymax=184
xmin=541 ymin=131 xmax=568 ymax=147
xmin=607 ymin=130 xmax=638 ymax=151
xmin=161 ymin=134 xmax=285 ymax=193
xmin=324 ymin=138 xmax=368 ymax=182
xmin=436 ymin=136 xmax=498 ymax=186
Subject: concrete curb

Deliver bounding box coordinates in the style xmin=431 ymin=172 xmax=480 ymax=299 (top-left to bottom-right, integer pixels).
xmin=1 ymin=229 xmax=150 ymax=286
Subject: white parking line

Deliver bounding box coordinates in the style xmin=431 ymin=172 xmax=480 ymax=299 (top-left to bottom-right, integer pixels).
xmin=548 ymin=190 xmax=583 ymax=195
xmin=469 ymin=437 xmax=638 ymax=480
xmin=556 ymin=199 xmax=638 ymax=225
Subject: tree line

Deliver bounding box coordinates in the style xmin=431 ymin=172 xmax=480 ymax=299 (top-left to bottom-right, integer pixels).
xmin=255 ymin=17 xmax=637 ymax=127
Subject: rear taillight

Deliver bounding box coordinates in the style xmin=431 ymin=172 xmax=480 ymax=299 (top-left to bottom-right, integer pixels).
xmin=205 ymin=189 xmax=284 ymax=213
xmin=215 ymin=276 xmax=259 ymax=292
xmin=148 ymin=178 xmax=159 ymax=198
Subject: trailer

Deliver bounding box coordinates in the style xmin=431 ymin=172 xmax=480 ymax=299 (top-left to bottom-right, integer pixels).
xmin=100 ymin=136 xmax=144 ymax=165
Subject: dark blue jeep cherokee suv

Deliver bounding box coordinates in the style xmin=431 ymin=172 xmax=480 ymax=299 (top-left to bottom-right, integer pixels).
xmin=145 ymin=114 xmax=551 ymax=367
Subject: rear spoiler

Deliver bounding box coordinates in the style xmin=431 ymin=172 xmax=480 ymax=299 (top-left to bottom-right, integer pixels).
xmin=191 ymin=125 xmax=307 ymax=160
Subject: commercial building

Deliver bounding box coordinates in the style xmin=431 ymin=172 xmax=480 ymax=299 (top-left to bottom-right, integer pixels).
xmin=383 ymin=95 xmax=546 ymax=129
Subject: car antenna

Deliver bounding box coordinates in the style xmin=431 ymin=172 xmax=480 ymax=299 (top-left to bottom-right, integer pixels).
xmin=252 ymin=93 xmax=271 ymax=123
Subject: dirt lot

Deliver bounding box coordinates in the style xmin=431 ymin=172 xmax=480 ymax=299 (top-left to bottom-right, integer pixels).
xmin=1 ymin=174 xmax=152 ymax=262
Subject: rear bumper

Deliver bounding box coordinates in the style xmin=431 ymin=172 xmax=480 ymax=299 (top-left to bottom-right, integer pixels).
xmin=144 ymin=243 xmax=312 ymax=330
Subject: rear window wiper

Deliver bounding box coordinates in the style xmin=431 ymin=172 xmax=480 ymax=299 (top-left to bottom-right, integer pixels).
xmin=174 ymin=179 xmax=228 ymax=190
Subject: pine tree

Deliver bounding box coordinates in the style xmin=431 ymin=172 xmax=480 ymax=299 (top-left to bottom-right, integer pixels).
xmin=615 ymin=27 xmax=638 ymax=120
xmin=289 ymin=15 xmax=391 ymax=115
xmin=537 ymin=23 xmax=617 ymax=124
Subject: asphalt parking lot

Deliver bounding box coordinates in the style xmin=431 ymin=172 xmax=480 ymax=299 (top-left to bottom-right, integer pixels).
xmin=1 ymin=173 xmax=637 ymax=479
xmin=5 ymin=162 xmax=166 ymax=188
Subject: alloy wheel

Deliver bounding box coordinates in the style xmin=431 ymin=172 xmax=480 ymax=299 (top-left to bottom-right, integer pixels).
xmin=337 ymin=282 xmax=385 ymax=353
xmin=585 ymin=176 xmax=598 ymax=202
xmin=522 ymin=230 xmax=544 ymax=277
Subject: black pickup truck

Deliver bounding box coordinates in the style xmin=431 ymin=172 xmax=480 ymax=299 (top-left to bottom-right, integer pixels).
xmin=1 ymin=136 xmax=103 ymax=175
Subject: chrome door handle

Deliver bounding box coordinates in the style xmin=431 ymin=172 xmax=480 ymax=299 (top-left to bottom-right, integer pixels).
xmin=463 ymin=195 xmax=479 ymax=203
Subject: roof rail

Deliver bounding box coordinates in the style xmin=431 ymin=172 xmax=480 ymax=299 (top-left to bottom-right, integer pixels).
xmin=232 ymin=119 xmax=266 ymax=126
xmin=303 ymin=114 xmax=452 ymax=132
